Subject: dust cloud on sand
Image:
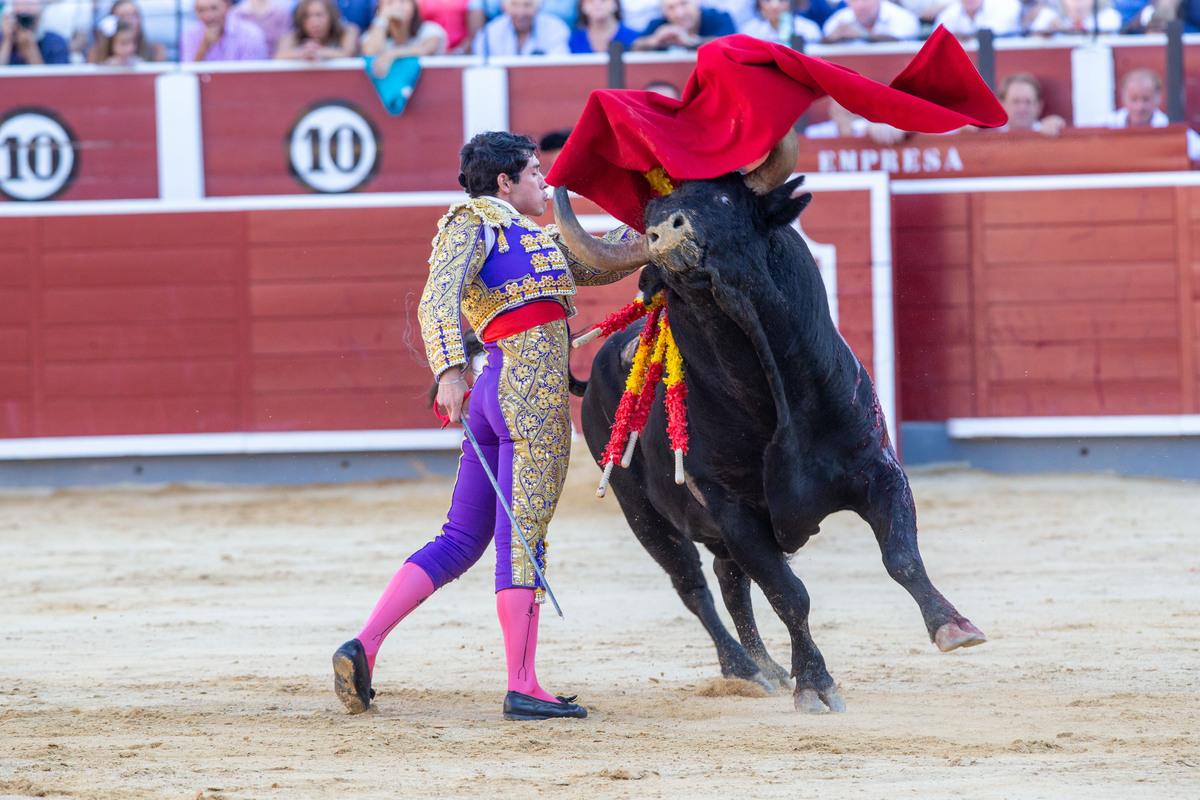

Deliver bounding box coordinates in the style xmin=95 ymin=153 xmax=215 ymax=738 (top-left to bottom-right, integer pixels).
xmin=2 ymin=444 xmax=1198 ymax=799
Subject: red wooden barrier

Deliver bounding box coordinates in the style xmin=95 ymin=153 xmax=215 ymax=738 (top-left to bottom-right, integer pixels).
xmin=893 ymin=175 xmax=1200 ymax=423
xmin=0 ymin=73 xmax=158 ymax=201
xmin=199 ymin=66 xmax=465 ymax=196
xmin=0 ymin=183 xmax=884 ymax=440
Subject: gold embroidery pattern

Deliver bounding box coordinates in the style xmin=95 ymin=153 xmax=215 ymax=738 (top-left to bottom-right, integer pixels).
xmin=498 ymin=319 xmax=571 ymax=599
xmin=421 ymin=199 xmax=636 ymax=377
xmin=461 ymin=273 xmax=576 ymax=334
xmin=420 ymin=204 xmax=499 ymax=376
xmin=520 ymin=231 xmax=556 ymax=252
xmin=529 ymin=250 xmax=567 ymax=273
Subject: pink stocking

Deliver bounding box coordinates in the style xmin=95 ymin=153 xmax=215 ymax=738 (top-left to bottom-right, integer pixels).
xmin=357 ymin=562 xmax=435 ymax=674
xmin=496 ymin=587 xmax=556 ymax=703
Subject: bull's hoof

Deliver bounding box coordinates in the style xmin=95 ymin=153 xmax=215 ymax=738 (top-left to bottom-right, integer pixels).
xmin=934 ymin=620 xmax=988 ymax=652
xmin=794 ymin=686 xmax=846 ymax=713
xmin=756 ymin=659 xmax=793 ymax=691
xmin=750 ymin=671 xmax=776 ymax=695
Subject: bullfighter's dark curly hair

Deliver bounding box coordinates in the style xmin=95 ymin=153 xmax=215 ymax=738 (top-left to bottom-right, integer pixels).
xmin=457 ymin=131 xmax=537 ymax=198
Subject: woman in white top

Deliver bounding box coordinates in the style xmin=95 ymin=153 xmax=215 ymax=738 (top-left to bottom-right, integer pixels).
xmin=1028 ymin=0 xmax=1121 ymax=34
xmin=739 ymin=0 xmax=822 ymax=43
xmin=362 ymin=0 xmax=447 ymax=77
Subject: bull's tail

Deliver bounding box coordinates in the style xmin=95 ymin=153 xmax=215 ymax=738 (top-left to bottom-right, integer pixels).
xmin=569 ymin=371 xmax=587 ymax=398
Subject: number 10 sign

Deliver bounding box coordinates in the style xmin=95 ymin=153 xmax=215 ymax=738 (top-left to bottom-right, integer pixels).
xmin=287 ymin=101 xmax=380 ymax=194
xmin=0 ymin=109 xmax=78 ymax=202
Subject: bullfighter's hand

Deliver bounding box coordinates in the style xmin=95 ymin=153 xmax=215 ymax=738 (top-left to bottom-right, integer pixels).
xmin=436 ymin=367 xmax=469 ymax=424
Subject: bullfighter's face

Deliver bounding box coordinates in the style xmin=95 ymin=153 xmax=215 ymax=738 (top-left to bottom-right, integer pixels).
xmin=499 ymin=156 xmax=548 ymax=217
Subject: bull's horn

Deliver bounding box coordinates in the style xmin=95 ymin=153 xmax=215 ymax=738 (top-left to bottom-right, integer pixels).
xmin=553 ymin=185 xmax=650 ymax=272
xmin=742 ymin=131 xmax=799 ymax=195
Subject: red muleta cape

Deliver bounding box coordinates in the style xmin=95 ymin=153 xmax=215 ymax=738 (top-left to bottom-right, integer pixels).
xmin=545 ymin=28 xmax=1007 ymax=231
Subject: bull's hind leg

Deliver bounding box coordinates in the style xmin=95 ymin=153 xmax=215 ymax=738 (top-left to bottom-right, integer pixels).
xmin=607 ymin=488 xmax=771 ymax=690
xmin=862 ymin=457 xmax=986 ymax=652
xmin=722 ymin=519 xmax=845 ymax=713
xmin=710 ymin=552 xmax=791 ymax=690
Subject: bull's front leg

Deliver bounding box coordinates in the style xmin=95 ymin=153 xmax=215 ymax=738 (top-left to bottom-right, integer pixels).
xmin=862 ymin=456 xmax=986 ymax=652
xmin=709 ymin=552 xmax=791 ymax=690
xmin=605 ymin=480 xmax=767 ymax=687
xmin=719 ymin=510 xmax=845 ymax=713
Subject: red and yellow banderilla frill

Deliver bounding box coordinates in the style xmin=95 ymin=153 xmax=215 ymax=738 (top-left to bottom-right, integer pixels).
xmin=575 ymin=292 xmax=689 ymax=497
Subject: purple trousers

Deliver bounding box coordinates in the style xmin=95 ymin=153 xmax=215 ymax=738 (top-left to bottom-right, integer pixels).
xmin=407 ymin=319 xmax=571 ymax=599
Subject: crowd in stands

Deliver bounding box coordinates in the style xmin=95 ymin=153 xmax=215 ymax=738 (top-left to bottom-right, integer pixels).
xmin=2 ymin=0 xmax=1195 ymax=65
xmin=2 ymin=0 xmax=1197 ymax=153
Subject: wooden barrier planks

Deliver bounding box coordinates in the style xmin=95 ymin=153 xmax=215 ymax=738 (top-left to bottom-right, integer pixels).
xmin=896 ymin=178 xmax=1200 ymax=422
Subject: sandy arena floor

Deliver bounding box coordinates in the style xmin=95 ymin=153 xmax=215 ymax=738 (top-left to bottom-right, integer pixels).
xmin=1 ymin=444 xmax=1198 ymax=799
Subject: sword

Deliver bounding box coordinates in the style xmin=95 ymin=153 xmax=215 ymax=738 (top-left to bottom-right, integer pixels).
xmin=438 ymin=396 xmax=564 ymax=618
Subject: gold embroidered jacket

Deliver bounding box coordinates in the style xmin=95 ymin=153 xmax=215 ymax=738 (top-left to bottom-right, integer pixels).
xmin=418 ymin=196 xmax=641 ymax=377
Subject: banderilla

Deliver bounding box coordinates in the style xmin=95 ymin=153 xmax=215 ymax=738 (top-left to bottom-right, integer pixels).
xmin=460 ymin=414 xmax=564 ymax=618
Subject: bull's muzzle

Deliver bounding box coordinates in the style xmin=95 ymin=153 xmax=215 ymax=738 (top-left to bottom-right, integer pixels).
xmin=646 ymin=212 xmax=699 ymax=271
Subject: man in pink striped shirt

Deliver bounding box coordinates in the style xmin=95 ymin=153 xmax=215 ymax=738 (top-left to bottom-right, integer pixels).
xmin=182 ymin=0 xmax=269 ymax=60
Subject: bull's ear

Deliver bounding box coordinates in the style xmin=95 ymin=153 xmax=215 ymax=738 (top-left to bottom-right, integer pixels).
xmin=761 ymin=176 xmax=812 ymax=229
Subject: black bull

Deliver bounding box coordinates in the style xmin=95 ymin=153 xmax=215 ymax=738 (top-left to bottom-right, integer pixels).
xmin=560 ymin=174 xmax=986 ymax=713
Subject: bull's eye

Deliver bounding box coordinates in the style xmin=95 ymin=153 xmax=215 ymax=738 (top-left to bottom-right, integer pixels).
xmin=718 ymin=195 xmax=731 ymax=206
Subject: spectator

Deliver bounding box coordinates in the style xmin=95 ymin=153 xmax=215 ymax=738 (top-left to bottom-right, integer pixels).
xmin=569 ymin=0 xmax=638 ymax=51
xmin=895 ymin=0 xmax=950 ymax=22
xmin=1016 ymin=0 xmax=1046 ymax=31
xmin=631 ymin=0 xmax=735 ymax=50
xmin=804 ymin=98 xmax=907 ymax=144
xmin=334 ymin=0 xmax=376 ymax=31
xmin=821 ymin=0 xmax=919 ymax=41
xmin=472 ymin=0 xmax=569 ymax=55
xmin=230 ymin=0 xmax=292 ymax=54
xmin=468 ymin=0 xmax=576 ymax=35
xmin=276 ymin=0 xmax=359 ymax=59
xmin=705 ymin=0 xmax=756 ymax=27
xmin=1098 ymin=68 xmax=1200 ymax=161
xmin=1103 ymin=69 xmax=1168 ymax=128
xmin=1115 ymin=0 xmax=1174 ymax=30
xmin=620 ymin=0 xmax=664 ymax=31
xmin=94 ymin=20 xmax=141 ymax=63
xmin=88 ymin=0 xmax=167 ymax=63
xmin=1029 ymin=0 xmax=1121 ymax=33
xmin=993 ymin=73 xmax=1067 ymax=136
xmin=362 ymin=0 xmax=445 ymax=72
xmin=740 ymin=0 xmax=823 ymax=43
xmin=41 ymin=0 xmax=92 ymax=61
xmin=1 ymin=0 xmax=69 ymax=64
xmin=933 ymin=0 xmax=1021 ymax=37
xmin=182 ymin=0 xmax=270 ymax=59
xmin=420 ymin=0 xmax=471 ymax=50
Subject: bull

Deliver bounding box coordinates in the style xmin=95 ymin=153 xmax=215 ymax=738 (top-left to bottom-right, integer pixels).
xmin=553 ymin=135 xmax=985 ymax=713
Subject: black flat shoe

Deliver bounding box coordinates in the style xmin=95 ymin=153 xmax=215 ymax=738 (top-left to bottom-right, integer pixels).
xmin=503 ymin=691 xmax=588 ymax=721
xmin=332 ymin=638 xmax=375 ymax=714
